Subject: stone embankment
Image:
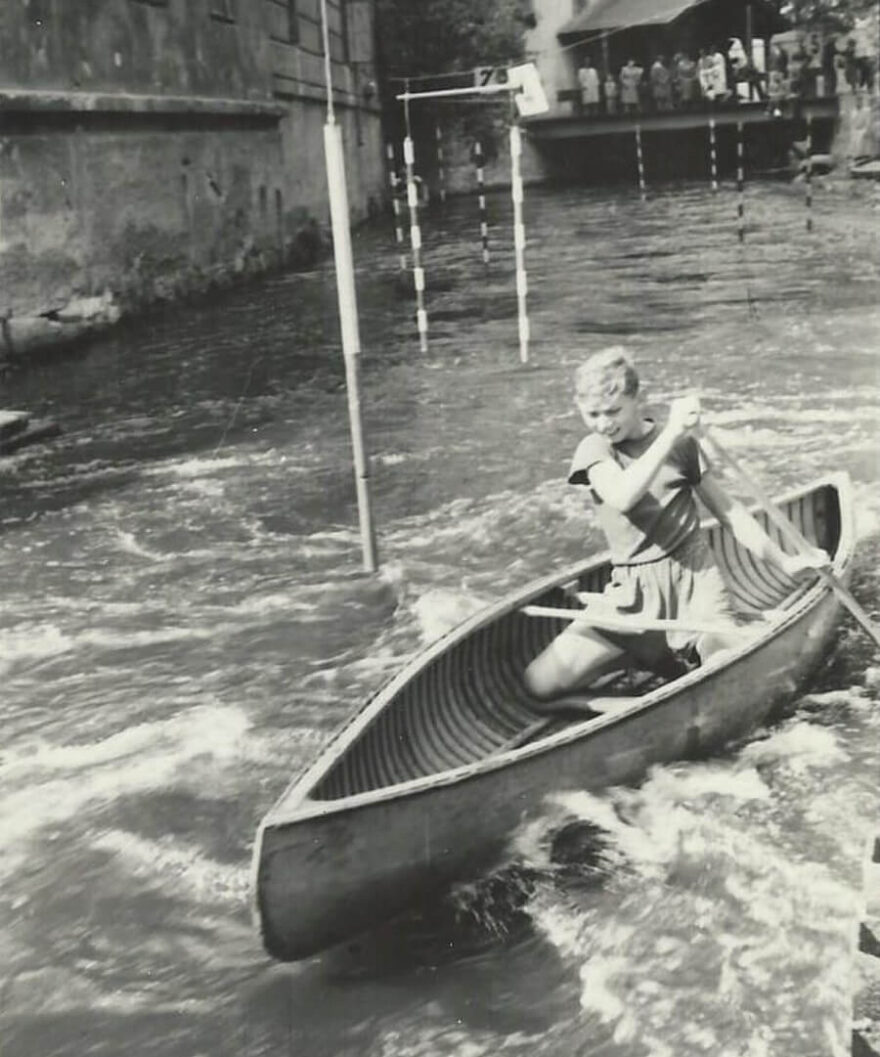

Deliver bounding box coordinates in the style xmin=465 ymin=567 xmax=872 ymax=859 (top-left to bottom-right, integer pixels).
xmin=1 ymin=291 xmax=121 ymax=362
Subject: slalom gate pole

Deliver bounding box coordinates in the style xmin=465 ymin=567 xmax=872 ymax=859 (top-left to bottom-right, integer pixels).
xmin=475 ymin=140 xmax=490 ymax=266
xmin=736 ymin=120 xmax=746 ymax=243
xmin=709 ymin=113 xmax=719 ymax=192
xmin=385 ymin=142 xmax=407 ymax=274
xmin=403 ymin=86 xmax=428 ymax=352
xmin=320 ymin=0 xmax=378 ymax=571
xmin=509 ymin=121 xmax=530 ymax=363
xmin=435 ymin=124 xmax=447 ymax=204
xmin=805 ymin=113 xmax=813 ymax=233
xmin=635 ymin=123 xmax=646 ymax=200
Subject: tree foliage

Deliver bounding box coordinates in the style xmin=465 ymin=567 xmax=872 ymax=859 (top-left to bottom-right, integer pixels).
xmin=374 ymin=0 xmax=531 ymax=80
xmin=777 ymin=0 xmax=878 ymax=31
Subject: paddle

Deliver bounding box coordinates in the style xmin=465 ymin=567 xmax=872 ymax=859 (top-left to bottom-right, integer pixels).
xmin=701 ymin=426 xmax=880 ymax=650
xmin=521 ymin=604 xmax=752 ymax=639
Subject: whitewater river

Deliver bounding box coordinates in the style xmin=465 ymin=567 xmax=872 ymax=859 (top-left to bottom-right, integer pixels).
xmin=2 ymin=176 xmax=879 ymax=1057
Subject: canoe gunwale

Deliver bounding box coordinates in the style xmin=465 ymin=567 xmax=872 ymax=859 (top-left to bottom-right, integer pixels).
xmin=260 ymin=472 xmax=854 ymax=828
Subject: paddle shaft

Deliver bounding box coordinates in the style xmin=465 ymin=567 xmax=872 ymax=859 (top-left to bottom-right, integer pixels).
xmin=521 ymin=605 xmax=747 ymax=638
xmin=702 ymin=427 xmax=880 ymax=649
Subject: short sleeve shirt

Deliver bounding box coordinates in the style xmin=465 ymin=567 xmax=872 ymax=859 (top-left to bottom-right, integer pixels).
xmin=568 ymin=423 xmax=708 ymax=565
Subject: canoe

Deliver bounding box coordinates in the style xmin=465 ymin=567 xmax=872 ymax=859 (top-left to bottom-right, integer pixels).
xmin=254 ymin=473 xmax=854 ymax=961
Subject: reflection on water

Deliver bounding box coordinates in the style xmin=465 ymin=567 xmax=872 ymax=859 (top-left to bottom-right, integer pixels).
xmin=1 ymin=179 xmax=879 ymax=1057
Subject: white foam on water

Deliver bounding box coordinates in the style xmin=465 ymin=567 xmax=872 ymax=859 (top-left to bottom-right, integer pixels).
xmin=0 ymin=624 xmax=73 ymax=677
xmin=410 ymin=588 xmax=489 ymax=644
xmin=740 ymin=721 xmax=846 ymax=774
xmin=853 ymin=482 xmax=880 ymax=540
xmin=111 ymin=528 xmax=168 ymax=561
xmin=91 ymin=829 xmax=250 ymax=906
xmin=0 ymin=705 xmax=250 ymax=870
xmin=148 ymin=454 xmax=250 ymax=479
xmin=370 ymin=1025 xmax=544 ymax=1057
xmin=514 ymin=730 xmax=860 ymax=1055
xmin=6 ymin=964 xmax=217 ymax=1017
xmin=75 ymin=626 xmax=213 ymax=651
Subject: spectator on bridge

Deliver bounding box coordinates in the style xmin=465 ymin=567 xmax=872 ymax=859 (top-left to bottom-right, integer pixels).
xmin=620 ymin=59 xmax=643 ymax=113
xmin=788 ymin=40 xmax=808 ymax=97
xmin=604 ymin=71 xmax=619 ymax=114
xmin=767 ymin=66 xmax=787 ymax=114
xmin=674 ymin=51 xmax=698 ymax=108
xmin=711 ymin=44 xmax=730 ymax=101
xmin=650 ymin=55 xmax=673 ymax=111
xmin=806 ymin=33 xmax=824 ymax=96
xmin=697 ymin=48 xmax=716 ymax=100
xmin=578 ymin=56 xmax=601 ymax=115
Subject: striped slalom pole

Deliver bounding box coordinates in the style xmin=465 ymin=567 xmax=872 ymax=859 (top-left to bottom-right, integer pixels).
xmin=509 ymin=122 xmax=530 ymax=364
xmin=805 ymin=113 xmax=814 ymax=233
xmin=403 ymin=134 xmax=428 ymax=352
xmin=386 ymin=142 xmax=407 ymax=274
xmin=635 ymin=123 xmax=646 ymax=200
xmin=475 ymin=140 xmax=490 ymax=266
xmin=736 ymin=120 xmax=745 ymax=244
xmin=435 ymin=124 xmax=447 ymax=205
xmin=709 ymin=114 xmax=719 ymax=192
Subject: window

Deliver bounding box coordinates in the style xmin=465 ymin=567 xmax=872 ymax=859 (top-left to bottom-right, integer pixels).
xmin=209 ymin=0 xmax=236 ymax=22
xmin=268 ymin=0 xmax=298 ymax=44
xmin=339 ymin=0 xmax=349 ymax=64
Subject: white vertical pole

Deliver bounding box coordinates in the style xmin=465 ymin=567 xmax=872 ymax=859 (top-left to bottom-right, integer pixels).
xmin=475 ymin=140 xmax=490 ymax=266
xmin=385 ymin=141 xmax=407 ymax=274
xmin=805 ymin=113 xmax=814 ymax=233
xmin=435 ymin=124 xmax=447 ymax=204
xmin=635 ymin=123 xmax=646 ymax=200
xmin=320 ymin=0 xmax=377 ymax=571
xmin=509 ymin=121 xmax=529 ymax=364
xmin=709 ymin=114 xmax=719 ymax=192
xmin=736 ymin=120 xmax=745 ymax=243
xmin=403 ymin=132 xmax=429 ymax=352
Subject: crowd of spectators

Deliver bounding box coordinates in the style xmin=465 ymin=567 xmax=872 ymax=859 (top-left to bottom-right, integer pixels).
xmin=576 ymin=33 xmax=877 ymax=117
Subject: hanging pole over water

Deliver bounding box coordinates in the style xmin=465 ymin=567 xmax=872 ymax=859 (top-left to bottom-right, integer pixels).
xmin=319 ymin=0 xmax=378 ymax=572
xmin=435 ymin=124 xmax=447 ymax=204
xmin=635 ymin=123 xmax=646 ymax=200
xmin=509 ymin=120 xmax=530 ymax=363
xmin=403 ymin=87 xmax=429 ymax=353
xmin=708 ymin=113 xmax=719 ymax=192
xmin=396 ymin=64 xmax=547 ymax=363
xmin=805 ymin=113 xmax=814 ymax=233
xmin=474 ymin=140 xmax=490 ymax=266
xmin=736 ymin=120 xmax=746 ymax=243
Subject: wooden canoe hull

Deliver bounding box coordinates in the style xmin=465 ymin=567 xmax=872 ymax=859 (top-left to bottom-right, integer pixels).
xmin=254 ymin=476 xmax=853 ymax=961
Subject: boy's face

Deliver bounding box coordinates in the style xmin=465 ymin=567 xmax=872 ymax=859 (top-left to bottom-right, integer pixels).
xmin=576 ymin=390 xmax=642 ymax=443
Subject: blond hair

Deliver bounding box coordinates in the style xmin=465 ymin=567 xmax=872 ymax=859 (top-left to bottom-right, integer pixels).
xmin=574 ymin=346 xmax=640 ymax=402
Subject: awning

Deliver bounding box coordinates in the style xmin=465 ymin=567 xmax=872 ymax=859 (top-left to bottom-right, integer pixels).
xmin=557 ymin=0 xmax=697 ymax=39
xmin=557 ymin=0 xmax=788 ymax=41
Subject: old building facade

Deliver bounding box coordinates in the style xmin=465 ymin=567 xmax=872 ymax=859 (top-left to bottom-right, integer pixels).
xmin=0 ymin=0 xmax=384 ymax=357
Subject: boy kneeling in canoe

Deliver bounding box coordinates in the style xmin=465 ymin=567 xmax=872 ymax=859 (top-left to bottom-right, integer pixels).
xmin=524 ymin=347 xmax=828 ymax=702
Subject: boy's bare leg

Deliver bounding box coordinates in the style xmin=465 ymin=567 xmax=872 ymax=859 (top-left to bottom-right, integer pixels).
xmin=524 ymin=626 xmax=625 ymax=702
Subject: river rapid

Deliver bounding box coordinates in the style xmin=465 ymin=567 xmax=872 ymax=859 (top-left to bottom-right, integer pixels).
xmin=2 ymin=176 xmax=879 ymax=1057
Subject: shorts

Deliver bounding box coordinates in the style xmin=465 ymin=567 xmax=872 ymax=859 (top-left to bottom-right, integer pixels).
xmin=572 ymin=531 xmax=737 ymax=671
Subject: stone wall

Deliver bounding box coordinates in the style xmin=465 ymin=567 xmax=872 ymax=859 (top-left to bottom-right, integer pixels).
xmin=0 ymin=0 xmax=386 ymax=362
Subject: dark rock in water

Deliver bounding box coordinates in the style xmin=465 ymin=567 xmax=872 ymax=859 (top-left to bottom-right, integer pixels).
xmin=851 ymin=159 xmax=880 ymax=181
xmin=0 ymin=416 xmax=61 ymax=455
xmin=0 ymin=410 xmax=30 ymax=441
xmin=550 ymin=819 xmax=615 ymax=890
